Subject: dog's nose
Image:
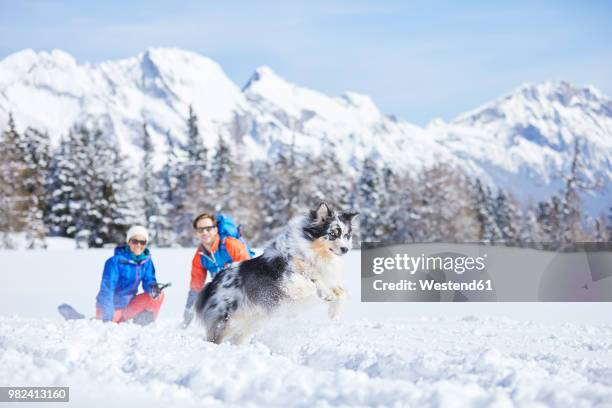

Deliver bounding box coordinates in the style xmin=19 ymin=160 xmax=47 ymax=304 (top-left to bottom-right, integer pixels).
xmin=341 ymin=247 xmax=348 ymax=254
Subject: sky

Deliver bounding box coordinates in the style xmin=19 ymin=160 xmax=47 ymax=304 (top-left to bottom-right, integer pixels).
xmin=0 ymin=0 xmax=610 ymax=125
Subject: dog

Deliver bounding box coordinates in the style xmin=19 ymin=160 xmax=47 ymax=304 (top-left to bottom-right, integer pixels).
xmin=194 ymin=202 xmax=358 ymax=344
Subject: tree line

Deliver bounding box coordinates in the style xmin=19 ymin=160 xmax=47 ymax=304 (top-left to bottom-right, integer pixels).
xmin=0 ymin=109 xmax=610 ymax=249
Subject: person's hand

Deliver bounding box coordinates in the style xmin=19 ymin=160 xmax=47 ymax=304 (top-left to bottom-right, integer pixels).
xmin=182 ymin=308 xmax=194 ymax=328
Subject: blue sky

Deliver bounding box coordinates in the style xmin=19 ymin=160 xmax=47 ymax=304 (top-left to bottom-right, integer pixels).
xmin=1 ymin=0 xmax=610 ymax=125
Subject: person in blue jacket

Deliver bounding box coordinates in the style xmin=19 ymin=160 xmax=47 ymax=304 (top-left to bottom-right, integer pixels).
xmin=95 ymin=225 xmax=165 ymax=325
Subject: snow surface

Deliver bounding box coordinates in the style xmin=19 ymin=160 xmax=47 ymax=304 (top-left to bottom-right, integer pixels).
xmin=3 ymin=234 xmax=78 ymax=250
xmin=2 ymin=248 xmax=612 ymax=407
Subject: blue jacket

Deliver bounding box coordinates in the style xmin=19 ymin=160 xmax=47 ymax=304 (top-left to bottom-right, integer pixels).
xmin=95 ymin=245 xmax=157 ymax=322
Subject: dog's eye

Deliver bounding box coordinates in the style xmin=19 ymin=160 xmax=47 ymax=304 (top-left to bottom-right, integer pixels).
xmin=328 ymin=231 xmax=339 ymax=240
xmin=344 ymin=234 xmax=351 ymax=240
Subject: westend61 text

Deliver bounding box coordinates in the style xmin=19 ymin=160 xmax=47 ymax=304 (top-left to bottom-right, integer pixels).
xmin=373 ymin=279 xmax=494 ymax=292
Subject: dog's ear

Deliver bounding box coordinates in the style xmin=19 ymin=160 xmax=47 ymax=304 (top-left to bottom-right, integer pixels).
xmin=311 ymin=202 xmax=332 ymax=223
xmin=341 ymin=212 xmax=359 ymax=224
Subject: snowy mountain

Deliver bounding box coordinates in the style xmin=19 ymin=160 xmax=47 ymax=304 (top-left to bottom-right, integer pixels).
xmin=428 ymin=81 xmax=612 ymax=212
xmin=0 ymin=48 xmax=249 ymax=166
xmin=0 ymin=48 xmax=610 ymax=213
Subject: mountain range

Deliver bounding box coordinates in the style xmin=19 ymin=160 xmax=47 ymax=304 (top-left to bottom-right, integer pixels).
xmin=0 ymin=47 xmax=610 ymax=215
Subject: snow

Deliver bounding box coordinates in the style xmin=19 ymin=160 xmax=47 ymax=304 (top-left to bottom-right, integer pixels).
xmin=428 ymin=80 xmax=612 ymax=214
xmin=0 ymin=234 xmax=76 ymax=250
xmin=0 ymin=47 xmax=250 ymax=169
xmin=244 ymin=66 xmax=382 ymax=128
xmin=1 ymin=248 xmax=612 ymax=406
xmin=2 ymin=48 xmax=610 ymax=215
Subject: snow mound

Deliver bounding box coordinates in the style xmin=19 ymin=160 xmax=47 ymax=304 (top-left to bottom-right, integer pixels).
xmin=2 ymin=316 xmax=611 ymax=407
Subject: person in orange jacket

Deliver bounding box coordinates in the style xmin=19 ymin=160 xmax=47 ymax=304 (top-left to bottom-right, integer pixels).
xmin=182 ymin=212 xmax=251 ymax=327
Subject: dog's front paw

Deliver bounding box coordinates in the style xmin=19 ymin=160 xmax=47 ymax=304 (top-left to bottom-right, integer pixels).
xmin=314 ymin=280 xmax=335 ymax=302
xmin=327 ymin=299 xmax=345 ymax=321
xmin=327 ymin=287 xmax=347 ymax=320
xmin=331 ymin=287 xmax=346 ymax=298
xmin=321 ymin=292 xmax=335 ymax=302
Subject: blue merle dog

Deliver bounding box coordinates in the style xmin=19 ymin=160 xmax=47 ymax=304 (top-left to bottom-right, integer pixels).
xmin=195 ymin=202 xmax=358 ymax=344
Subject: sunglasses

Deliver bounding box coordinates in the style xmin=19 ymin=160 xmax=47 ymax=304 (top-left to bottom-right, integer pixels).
xmin=129 ymin=239 xmax=147 ymax=246
xmin=195 ymin=226 xmax=216 ymax=234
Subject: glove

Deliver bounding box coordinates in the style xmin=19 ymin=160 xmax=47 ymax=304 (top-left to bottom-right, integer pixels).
xmin=185 ymin=289 xmax=198 ymax=309
xmin=182 ymin=308 xmax=194 ymax=328
xmin=150 ymin=283 xmax=162 ymax=299
xmin=150 ymin=282 xmax=171 ymax=299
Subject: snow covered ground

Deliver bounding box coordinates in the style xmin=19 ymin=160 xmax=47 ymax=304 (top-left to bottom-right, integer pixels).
xmin=2 ymin=248 xmax=612 ymax=407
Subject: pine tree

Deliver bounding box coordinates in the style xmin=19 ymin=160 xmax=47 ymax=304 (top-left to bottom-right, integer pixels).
xmin=48 ymin=126 xmax=136 ymax=247
xmin=558 ymin=138 xmax=600 ymax=244
xmin=494 ymin=189 xmax=521 ymax=246
xmin=385 ymin=171 xmax=419 ymax=243
xmin=272 ymin=143 xmax=300 ymax=220
xmin=592 ymin=214 xmax=607 ymax=242
xmin=211 ymin=133 xmax=234 ymax=185
xmin=536 ymin=195 xmax=564 ymax=248
xmin=411 ymin=165 xmax=478 ymax=242
xmin=48 ymin=134 xmax=74 ymax=237
xmin=140 ymin=128 xmax=185 ymax=248
xmin=93 ymin=135 xmax=138 ymax=247
xmin=305 ymin=148 xmax=353 ymax=211
xmin=472 ymin=178 xmax=502 ymax=243
xmin=357 ymin=156 xmax=387 ymax=242
xmin=0 ymin=114 xmax=28 ymax=247
xmin=187 ymin=133 xmax=236 ymax=218
xmin=208 ymin=132 xmax=258 ymax=236
xmin=254 ymin=141 xmax=356 ymax=244
xmin=519 ymin=201 xmax=545 ymax=247
xmin=21 ymin=127 xmax=51 ymax=248
xmin=186 ymin=105 xmax=207 ymax=177
xmin=157 ymin=130 xmax=186 ymax=246
xmin=222 ymin=154 xmax=260 ymax=244
xmin=141 ymin=123 xmax=160 ymax=242
xmin=249 ymin=141 xmax=309 ymax=242
xmin=0 ymin=119 xmax=54 ymax=249
xmin=181 ymin=106 xmax=211 ymax=244
xmin=49 ymin=128 xmax=91 ymax=241
xmin=253 ymin=157 xmax=291 ymax=242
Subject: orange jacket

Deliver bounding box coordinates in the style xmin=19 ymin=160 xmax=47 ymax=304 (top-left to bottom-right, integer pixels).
xmin=189 ymin=234 xmax=251 ymax=291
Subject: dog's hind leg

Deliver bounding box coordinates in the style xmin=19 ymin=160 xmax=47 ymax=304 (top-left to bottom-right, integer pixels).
xmin=206 ymin=313 xmax=231 ymax=344
xmin=203 ymin=292 xmax=243 ymax=344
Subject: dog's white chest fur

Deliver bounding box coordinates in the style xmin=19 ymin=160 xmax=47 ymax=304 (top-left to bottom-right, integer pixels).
xmin=282 ymin=254 xmax=343 ymax=302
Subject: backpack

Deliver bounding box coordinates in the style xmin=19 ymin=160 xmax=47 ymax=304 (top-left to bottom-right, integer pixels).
xmin=216 ymin=213 xmax=257 ymax=258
